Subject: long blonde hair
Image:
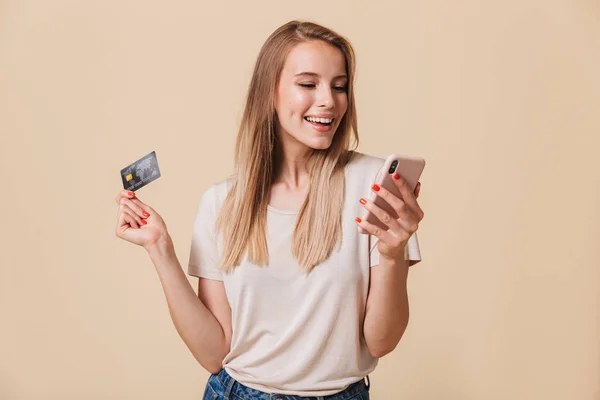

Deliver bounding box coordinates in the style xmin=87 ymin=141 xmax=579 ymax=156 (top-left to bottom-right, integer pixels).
xmin=215 ymin=20 xmax=359 ymax=274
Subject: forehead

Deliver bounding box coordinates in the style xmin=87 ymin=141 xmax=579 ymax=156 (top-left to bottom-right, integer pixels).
xmin=281 ymin=40 xmax=347 ymax=78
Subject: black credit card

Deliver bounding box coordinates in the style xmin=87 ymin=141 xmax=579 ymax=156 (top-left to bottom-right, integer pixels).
xmin=120 ymin=151 xmax=161 ymax=192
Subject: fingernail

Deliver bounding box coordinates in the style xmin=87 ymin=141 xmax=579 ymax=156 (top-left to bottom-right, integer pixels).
xmin=141 ymin=219 xmax=147 ymax=225
xmin=355 ymin=217 xmax=362 ymax=223
xmin=372 ymin=184 xmax=380 ymax=192
xmin=128 ymin=191 xmax=135 ymax=197
xmin=393 ymin=172 xmax=400 ymax=180
xmin=142 ymin=212 xmax=150 ymax=218
xmin=359 ymin=198 xmax=367 ymax=205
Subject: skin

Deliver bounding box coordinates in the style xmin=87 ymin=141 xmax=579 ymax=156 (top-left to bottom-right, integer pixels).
xmin=358 ymin=176 xmax=423 ymax=260
xmin=114 ymin=39 xmax=425 ymax=368
xmin=269 ymin=40 xmax=350 ymax=210
xmin=114 ymin=40 xmax=422 ymax=252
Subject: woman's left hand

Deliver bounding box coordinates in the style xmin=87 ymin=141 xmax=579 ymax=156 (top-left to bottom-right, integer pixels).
xmin=356 ymin=173 xmax=424 ymax=261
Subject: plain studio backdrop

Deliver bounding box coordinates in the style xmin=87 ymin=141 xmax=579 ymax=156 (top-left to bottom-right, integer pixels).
xmin=1 ymin=1 xmax=599 ymax=399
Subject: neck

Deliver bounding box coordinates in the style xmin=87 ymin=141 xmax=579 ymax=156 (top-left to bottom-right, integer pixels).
xmin=273 ymin=133 xmax=313 ymax=189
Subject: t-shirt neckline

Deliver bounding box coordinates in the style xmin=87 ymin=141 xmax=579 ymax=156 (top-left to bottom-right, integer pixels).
xmin=267 ymin=204 xmax=299 ymax=215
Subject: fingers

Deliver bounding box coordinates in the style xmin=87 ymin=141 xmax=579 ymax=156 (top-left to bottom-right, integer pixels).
xmin=359 ymin=197 xmax=414 ymax=241
xmin=118 ymin=197 xmax=148 ymax=219
xmin=117 ymin=205 xmax=140 ymax=230
xmin=115 ymin=190 xmax=152 ymax=239
xmin=391 ymin=172 xmax=418 ymax=209
xmin=115 ymin=190 xmax=152 ymax=218
xmin=119 ymin=198 xmax=147 ymax=227
xmin=130 ymin=198 xmax=153 ymax=216
xmin=390 ymin=173 xmax=424 ymax=220
xmin=115 ymin=190 xmax=136 ymax=204
xmin=355 ymin=215 xmax=398 ymax=243
xmin=370 ymin=184 xmax=415 ymax=228
xmin=359 ymin=197 xmax=404 ymax=232
xmin=115 ymin=190 xmax=150 ymax=231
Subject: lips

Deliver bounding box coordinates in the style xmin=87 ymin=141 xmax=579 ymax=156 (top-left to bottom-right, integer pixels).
xmin=304 ymin=117 xmax=334 ymax=132
xmin=304 ymin=116 xmax=334 ymax=125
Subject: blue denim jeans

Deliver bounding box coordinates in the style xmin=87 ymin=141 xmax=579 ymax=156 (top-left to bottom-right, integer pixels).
xmin=202 ymin=368 xmax=370 ymax=400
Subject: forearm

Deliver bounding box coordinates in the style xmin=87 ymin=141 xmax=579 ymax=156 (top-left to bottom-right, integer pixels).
xmin=363 ymin=254 xmax=410 ymax=358
xmin=146 ymin=236 xmax=227 ymax=373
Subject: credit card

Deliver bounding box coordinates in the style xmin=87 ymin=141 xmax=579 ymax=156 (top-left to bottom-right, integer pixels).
xmin=120 ymin=151 xmax=161 ymax=192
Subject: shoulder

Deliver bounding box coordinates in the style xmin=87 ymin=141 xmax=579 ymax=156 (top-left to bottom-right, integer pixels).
xmin=345 ymin=151 xmax=386 ymax=180
xmin=196 ymin=175 xmax=236 ymax=215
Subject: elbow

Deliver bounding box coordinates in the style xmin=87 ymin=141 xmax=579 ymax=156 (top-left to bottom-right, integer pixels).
xmin=367 ymin=342 xmax=397 ymax=359
xmin=205 ymin=364 xmax=223 ymax=375
xmin=200 ymin=339 xmax=229 ymax=375
xmin=366 ymin=320 xmax=409 ymax=358
xmin=201 ymin=358 xmax=224 ymax=375
xmin=194 ymin=348 xmax=226 ymax=375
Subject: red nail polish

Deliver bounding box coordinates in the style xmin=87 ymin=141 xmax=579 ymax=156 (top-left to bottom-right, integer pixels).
xmin=142 ymin=212 xmax=150 ymax=218
xmin=355 ymin=217 xmax=362 ymax=223
xmin=141 ymin=220 xmax=147 ymax=225
xmin=393 ymin=172 xmax=400 ymax=180
xmin=372 ymin=184 xmax=380 ymax=192
xmin=128 ymin=191 xmax=135 ymax=197
xmin=359 ymin=198 xmax=367 ymax=205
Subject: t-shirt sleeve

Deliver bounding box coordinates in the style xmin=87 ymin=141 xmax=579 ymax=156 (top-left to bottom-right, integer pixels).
xmin=187 ymin=186 xmax=224 ymax=281
xmin=369 ymin=232 xmax=422 ymax=267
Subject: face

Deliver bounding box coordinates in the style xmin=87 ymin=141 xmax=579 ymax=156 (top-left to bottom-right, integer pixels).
xmin=274 ymin=40 xmax=349 ymax=152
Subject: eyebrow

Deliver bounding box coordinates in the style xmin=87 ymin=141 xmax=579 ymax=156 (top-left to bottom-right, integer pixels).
xmin=294 ymin=72 xmax=348 ymax=80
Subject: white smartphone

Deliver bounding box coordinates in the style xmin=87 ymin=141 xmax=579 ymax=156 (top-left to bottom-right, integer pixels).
xmin=358 ymin=154 xmax=426 ymax=234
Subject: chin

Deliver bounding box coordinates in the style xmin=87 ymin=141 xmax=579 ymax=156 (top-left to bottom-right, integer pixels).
xmin=305 ymin=136 xmax=334 ymax=150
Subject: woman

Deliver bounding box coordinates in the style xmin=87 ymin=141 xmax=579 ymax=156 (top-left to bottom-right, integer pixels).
xmin=115 ymin=20 xmax=424 ymax=400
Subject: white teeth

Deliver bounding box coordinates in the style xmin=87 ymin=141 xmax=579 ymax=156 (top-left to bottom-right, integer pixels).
xmin=305 ymin=116 xmax=333 ymax=124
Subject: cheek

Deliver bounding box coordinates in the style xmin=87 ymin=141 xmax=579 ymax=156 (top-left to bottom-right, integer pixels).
xmin=284 ymin=88 xmax=313 ymax=114
xmin=337 ymin=94 xmax=349 ymax=114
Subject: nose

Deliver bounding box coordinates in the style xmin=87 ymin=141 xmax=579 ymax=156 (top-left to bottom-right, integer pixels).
xmin=316 ymin=85 xmax=334 ymax=108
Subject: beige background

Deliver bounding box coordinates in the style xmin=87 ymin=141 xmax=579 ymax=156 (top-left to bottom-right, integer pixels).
xmin=1 ymin=0 xmax=599 ymax=399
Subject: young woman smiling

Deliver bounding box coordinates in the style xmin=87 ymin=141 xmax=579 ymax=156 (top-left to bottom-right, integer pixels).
xmin=115 ymin=20 xmax=423 ymax=400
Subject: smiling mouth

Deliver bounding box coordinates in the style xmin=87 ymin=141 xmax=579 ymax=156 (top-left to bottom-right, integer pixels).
xmin=304 ymin=116 xmax=334 ymax=126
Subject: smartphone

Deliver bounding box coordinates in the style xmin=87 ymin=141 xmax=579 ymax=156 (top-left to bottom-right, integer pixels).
xmin=358 ymin=154 xmax=426 ymax=234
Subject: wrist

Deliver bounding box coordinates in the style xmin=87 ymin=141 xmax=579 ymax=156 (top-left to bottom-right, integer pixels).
xmin=379 ymin=245 xmax=408 ymax=265
xmin=145 ymin=234 xmax=174 ymax=257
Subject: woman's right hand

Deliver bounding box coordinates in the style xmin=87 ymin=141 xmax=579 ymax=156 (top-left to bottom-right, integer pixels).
xmin=115 ymin=190 xmax=170 ymax=250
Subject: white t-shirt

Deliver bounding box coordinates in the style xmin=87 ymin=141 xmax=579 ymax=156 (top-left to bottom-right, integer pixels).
xmin=187 ymin=152 xmax=421 ymax=396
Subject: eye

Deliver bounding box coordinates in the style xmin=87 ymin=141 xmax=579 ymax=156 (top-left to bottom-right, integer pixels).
xmin=333 ymin=85 xmax=348 ymax=92
xmin=298 ymin=83 xmax=316 ymax=88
